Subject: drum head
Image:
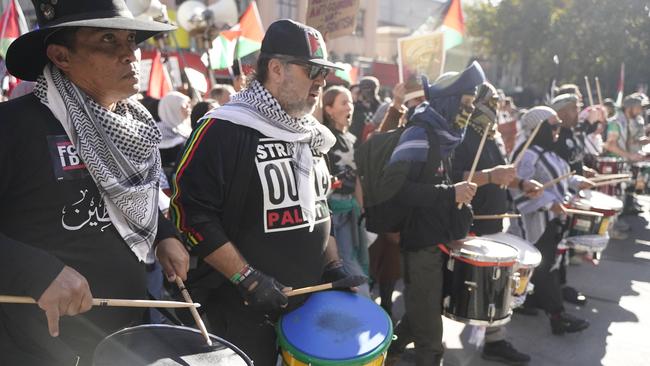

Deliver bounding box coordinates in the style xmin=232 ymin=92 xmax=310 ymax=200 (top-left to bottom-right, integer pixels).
xmin=278 ymin=291 xmax=392 ymax=362
xmin=455 ymin=238 xmax=518 ymax=263
xmin=481 ymin=233 xmax=541 ymax=267
xmin=93 ymin=325 xmax=252 ymax=366
xmin=565 ymin=234 xmax=609 ymax=252
xmin=573 ymin=190 xmax=623 ymax=213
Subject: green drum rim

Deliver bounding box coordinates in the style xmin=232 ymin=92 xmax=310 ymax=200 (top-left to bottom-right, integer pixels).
xmin=276 ymin=314 xmax=393 ymax=366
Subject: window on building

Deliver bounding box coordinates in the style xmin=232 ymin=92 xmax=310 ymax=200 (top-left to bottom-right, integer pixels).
xmin=278 ymin=0 xmax=298 ymax=19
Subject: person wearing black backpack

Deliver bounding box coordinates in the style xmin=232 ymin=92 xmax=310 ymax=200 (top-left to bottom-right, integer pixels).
xmin=385 ymin=62 xmax=485 ymax=366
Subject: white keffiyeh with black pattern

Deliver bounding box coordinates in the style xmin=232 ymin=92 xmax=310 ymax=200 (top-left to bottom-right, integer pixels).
xmin=34 ymin=64 xmax=162 ymax=262
xmin=202 ymin=79 xmax=335 ymax=230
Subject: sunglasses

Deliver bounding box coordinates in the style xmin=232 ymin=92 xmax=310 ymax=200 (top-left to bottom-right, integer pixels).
xmin=288 ymin=61 xmax=331 ymax=80
xmin=271 ymin=55 xmax=331 ymax=80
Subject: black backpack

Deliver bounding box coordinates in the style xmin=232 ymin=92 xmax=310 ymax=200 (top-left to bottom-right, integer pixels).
xmin=354 ymin=127 xmax=413 ymax=233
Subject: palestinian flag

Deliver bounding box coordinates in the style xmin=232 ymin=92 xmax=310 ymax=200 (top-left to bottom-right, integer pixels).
xmin=0 ymin=0 xmax=28 ymax=59
xmin=234 ymin=1 xmax=264 ymax=59
xmin=203 ymin=1 xmax=264 ymax=70
xmin=441 ymin=0 xmax=464 ymax=51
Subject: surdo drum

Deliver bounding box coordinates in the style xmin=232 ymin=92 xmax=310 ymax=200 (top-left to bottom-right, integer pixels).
xmin=481 ymin=232 xmax=541 ymax=297
xmin=93 ymin=324 xmax=253 ymax=366
xmin=277 ymin=291 xmax=393 ymax=366
xmin=441 ymin=238 xmax=518 ymax=326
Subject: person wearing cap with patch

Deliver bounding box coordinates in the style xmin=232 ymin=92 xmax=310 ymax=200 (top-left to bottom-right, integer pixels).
xmin=170 ymin=19 xmax=352 ymax=365
xmin=508 ymin=107 xmax=590 ymax=335
xmin=453 ymin=83 xmax=543 ymax=365
xmin=384 ymin=62 xmax=485 ymax=366
xmin=0 ymin=1 xmax=189 ymax=365
xmin=604 ymin=92 xmax=650 ymax=215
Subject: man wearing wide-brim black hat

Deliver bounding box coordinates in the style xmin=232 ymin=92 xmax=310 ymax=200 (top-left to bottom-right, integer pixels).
xmin=0 ymin=1 xmax=189 ymax=365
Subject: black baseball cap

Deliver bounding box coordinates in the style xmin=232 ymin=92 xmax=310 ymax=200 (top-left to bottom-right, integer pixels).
xmin=260 ymin=19 xmax=343 ymax=70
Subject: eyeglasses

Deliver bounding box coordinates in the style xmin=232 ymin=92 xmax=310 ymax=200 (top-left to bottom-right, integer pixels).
xmin=288 ymin=60 xmax=331 ymax=80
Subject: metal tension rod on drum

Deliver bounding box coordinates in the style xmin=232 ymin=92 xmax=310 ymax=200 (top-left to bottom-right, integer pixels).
xmin=286 ymin=276 xmax=368 ymax=297
xmin=175 ymin=277 xmax=212 ymax=346
xmin=0 ymin=295 xmax=201 ymax=309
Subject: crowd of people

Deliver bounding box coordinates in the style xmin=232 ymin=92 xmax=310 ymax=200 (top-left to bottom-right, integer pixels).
xmin=1 ymin=1 xmax=649 ymax=366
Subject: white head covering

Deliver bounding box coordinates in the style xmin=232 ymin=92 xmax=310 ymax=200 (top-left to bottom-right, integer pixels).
xmin=158 ymin=91 xmax=192 ymax=149
xmin=514 ymin=106 xmax=558 ymax=149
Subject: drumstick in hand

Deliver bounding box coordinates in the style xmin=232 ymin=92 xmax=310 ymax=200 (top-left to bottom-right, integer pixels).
xmin=0 ymin=296 xmax=201 ymax=309
xmin=459 ymin=121 xmax=494 ymax=209
xmin=541 ymin=171 xmax=575 ymax=190
xmin=590 ymin=173 xmax=631 ymax=182
xmin=513 ymin=122 xmax=543 ymax=168
xmin=175 ymin=277 xmax=212 ymax=346
xmin=286 ymin=275 xmax=368 ymax=297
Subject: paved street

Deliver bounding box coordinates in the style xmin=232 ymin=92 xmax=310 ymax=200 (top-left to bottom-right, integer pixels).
xmin=386 ymin=195 xmax=650 ymax=366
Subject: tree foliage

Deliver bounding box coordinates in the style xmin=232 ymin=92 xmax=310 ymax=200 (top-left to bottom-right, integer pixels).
xmin=467 ymin=0 xmax=650 ymax=100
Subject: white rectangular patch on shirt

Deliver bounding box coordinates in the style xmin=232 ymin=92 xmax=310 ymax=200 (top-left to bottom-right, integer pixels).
xmin=255 ymin=138 xmax=330 ymax=232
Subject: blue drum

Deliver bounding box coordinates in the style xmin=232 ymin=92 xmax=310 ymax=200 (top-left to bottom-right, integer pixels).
xmin=277 ymin=291 xmax=393 ymax=365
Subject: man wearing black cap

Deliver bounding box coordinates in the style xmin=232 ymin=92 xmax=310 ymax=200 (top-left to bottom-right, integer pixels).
xmin=385 ymin=63 xmax=484 ymax=366
xmin=0 ymin=1 xmax=189 ymax=365
xmin=171 ymin=19 xmax=353 ymax=365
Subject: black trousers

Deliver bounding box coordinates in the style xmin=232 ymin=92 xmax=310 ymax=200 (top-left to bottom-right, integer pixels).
xmin=204 ymin=284 xmax=279 ymax=366
xmin=529 ymin=219 xmax=565 ymax=315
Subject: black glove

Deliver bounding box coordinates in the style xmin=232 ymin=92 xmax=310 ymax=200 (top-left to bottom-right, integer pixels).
xmin=321 ymin=260 xmax=351 ymax=283
xmin=237 ymin=268 xmax=288 ymax=313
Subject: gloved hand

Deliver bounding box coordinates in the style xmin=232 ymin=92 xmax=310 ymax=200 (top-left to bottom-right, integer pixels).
xmin=322 ymin=260 xmax=350 ymax=283
xmin=237 ymin=268 xmax=288 ymax=313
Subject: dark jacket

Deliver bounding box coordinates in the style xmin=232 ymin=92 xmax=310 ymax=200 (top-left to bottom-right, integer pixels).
xmin=452 ymin=128 xmax=508 ymax=235
xmin=382 ymin=121 xmax=473 ymax=251
xmin=0 ymin=93 xmax=176 ymax=366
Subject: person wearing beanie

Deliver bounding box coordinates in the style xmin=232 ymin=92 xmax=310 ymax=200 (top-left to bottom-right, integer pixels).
xmin=385 ymin=61 xmax=485 ymax=366
xmin=549 ymin=93 xmax=598 ymax=307
xmin=508 ymin=107 xmax=591 ymax=336
xmin=0 ymin=1 xmax=187 ymax=364
xmin=604 ymin=92 xmax=650 ymax=215
xmin=452 ymin=82 xmax=542 ymax=365
xmin=170 ymin=19 xmax=354 ymax=365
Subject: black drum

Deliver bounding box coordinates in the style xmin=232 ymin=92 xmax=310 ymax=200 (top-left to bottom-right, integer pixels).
xmin=442 ymin=238 xmax=518 ymax=326
xmin=93 ymin=324 xmax=252 ymax=366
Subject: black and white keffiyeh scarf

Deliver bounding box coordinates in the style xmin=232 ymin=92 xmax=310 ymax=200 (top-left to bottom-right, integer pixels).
xmin=203 ymin=79 xmax=336 ymax=230
xmin=34 ymin=65 xmax=162 ymax=262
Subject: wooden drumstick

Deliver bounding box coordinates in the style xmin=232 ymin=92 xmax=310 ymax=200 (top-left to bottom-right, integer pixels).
xmin=474 ymin=213 xmax=522 ymax=220
xmin=541 ymin=171 xmax=575 ymax=190
xmin=175 ymin=277 xmax=212 ymax=346
xmin=592 ymin=177 xmax=632 ymax=187
xmin=595 ymin=77 xmax=603 ymax=105
xmin=513 ymin=121 xmax=543 ymax=168
xmin=585 ymin=76 xmax=594 ymax=106
xmin=0 ymin=296 xmax=201 ymax=309
xmin=458 ymin=121 xmax=494 ymax=209
xmin=564 ymin=208 xmax=604 ymax=217
xmin=286 ymin=275 xmax=367 ymax=297
xmin=590 ymin=173 xmax=631 ymax=182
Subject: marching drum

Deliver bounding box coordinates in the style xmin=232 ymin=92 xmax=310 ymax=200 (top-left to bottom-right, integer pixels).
xmin=563 ymin=205 xmax=609 ymax=262
xmin=481 ymin=232 xmax=541 ymax=297
xmin=93 ymin=324 xmax=253 ymax=366
xmin=596 ymin=157 xmax=626 ymax=195
xmin=570 ymin=189 xmax=623 ymax=218
xmin=441 ymin=238 xmax=518 ymax=326
xmin=277 ymin=291 xmax=393 ymax=366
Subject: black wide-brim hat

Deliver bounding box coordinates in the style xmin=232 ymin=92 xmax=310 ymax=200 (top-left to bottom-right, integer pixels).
xmin=7 ymin=0 xmax=175 ymax=81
